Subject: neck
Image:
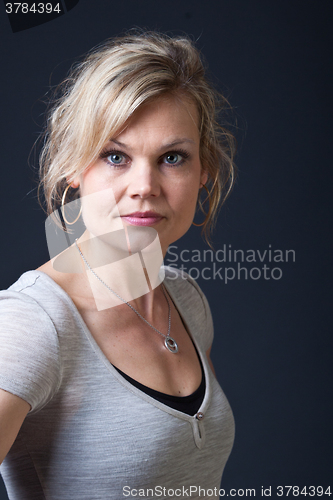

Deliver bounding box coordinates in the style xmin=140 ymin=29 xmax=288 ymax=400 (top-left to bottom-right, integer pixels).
xmin=76 ymin=228 xmax=165 ymax=314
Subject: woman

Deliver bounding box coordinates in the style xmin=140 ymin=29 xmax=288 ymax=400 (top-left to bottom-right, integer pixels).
xmin=0 ymin=32 xmax=236 ymax=499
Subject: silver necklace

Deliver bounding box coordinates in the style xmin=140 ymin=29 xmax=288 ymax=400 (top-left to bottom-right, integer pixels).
xmin=74 ymin=239 xmax=178 ymax=353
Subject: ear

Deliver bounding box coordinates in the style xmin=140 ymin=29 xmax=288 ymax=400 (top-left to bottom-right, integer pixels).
xmin=67 ymin=177 xmax=80 ymax=189
xmin=200 ymin=169 xmax=208 ymax=187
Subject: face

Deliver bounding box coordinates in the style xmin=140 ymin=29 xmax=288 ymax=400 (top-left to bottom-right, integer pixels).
xmin=73 ymin=95 xmax=208 ymax=256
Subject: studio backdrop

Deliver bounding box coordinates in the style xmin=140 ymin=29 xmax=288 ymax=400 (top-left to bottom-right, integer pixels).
xmin=0 ymin=1 xmax=332 ymax=499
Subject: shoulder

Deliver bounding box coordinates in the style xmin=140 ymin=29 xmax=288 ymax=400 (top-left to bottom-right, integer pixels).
xmin=1 ymin=271 xmax=61 ymax=326
xmin=0 ymin=272 xmax=67 ymax=412
xmin=1 ymin=269 xmax=80 ymax=355
xmin=5 ymin=269 xmax=79 ymax=321
xmin=163 ymin=265 xmax=210 ymax=313
xmin=162 ymin=266 xmax=214 ymax=351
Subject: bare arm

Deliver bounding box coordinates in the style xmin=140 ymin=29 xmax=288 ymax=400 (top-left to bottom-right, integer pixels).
xmin=0 ymin=388 xmax=30 ymax=465
xmin=206 ymin=346 xmax=216 ymax=377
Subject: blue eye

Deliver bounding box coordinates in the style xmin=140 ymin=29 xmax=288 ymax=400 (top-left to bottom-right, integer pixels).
xmin=165 ymin=154 xmax=180 ymax=164
xmin=108 ymin=153 xmax=124 ymax=164
xmin=162 ymin=150 xmax=189 ymax=166
xmin=100 ymin=149 xmax=129 ymax=166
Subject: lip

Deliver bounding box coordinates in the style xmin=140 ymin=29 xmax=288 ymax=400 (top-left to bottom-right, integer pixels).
xmin=121 ymin=211 xmax=164 ymax=226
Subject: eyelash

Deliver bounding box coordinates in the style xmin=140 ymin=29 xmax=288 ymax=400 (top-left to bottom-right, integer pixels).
xmin=99 ymin=148 xmax=190 ymax=167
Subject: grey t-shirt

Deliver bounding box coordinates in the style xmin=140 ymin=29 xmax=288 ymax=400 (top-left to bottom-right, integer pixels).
xmin=0 ymin=267 xmax=234 ymax=500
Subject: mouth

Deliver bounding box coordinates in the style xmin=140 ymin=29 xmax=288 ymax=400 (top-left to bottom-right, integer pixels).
xmin=120 ymin=211 xmax=164 ymax=226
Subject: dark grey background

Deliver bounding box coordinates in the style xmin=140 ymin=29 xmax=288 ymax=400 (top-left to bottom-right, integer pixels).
xmin=0 ymin=0 xmax=332 ymax=498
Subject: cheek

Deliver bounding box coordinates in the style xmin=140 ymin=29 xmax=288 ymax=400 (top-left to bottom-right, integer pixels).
xmin=79 ymin=169 xmax=99 ymax=197
xmin=171 ymin=182 xmax=200 ymax=223
xmin=80 ymin=187 xmax=123 ymax=236
xmin=79 ymin=161 xmax=113 ymax=196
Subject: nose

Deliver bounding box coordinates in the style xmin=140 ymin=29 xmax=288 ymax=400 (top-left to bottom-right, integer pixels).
xmin=127 ymin=160 xmax=161 ymax=199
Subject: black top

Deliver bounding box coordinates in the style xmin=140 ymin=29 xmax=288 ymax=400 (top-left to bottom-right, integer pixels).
xmin=113 ymin=358 xmax=205 ymax=416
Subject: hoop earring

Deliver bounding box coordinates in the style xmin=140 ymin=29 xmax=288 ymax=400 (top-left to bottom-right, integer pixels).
xmin=61 ymin=184 xmax=82 ymax=225
xmin=192 ymin=184 xmax=211 ymax=227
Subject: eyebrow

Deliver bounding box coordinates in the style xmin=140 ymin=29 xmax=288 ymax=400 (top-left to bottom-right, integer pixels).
xmin=109 ymin=138 xmax=195 ymax=150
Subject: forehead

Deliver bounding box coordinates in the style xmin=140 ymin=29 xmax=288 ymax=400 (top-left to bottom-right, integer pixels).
xmin=112 ymin=95 xmax=200 ymax=146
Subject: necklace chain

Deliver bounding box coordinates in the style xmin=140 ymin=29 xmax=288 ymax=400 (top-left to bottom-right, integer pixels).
xmin=74 ymin=239 xmax=178 ymax=353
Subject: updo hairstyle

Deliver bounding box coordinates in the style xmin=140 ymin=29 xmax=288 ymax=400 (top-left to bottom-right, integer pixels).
xmin=39 ymin=31 xmax=236 ymax=241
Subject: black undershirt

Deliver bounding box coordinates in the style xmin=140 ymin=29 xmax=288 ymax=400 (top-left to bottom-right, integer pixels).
xmin=113 ymin=358 xmax=205 ymax=416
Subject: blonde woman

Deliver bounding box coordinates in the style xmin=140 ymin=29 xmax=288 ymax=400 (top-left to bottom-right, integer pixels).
xmin=0 ymin=33 xmax=236 ymax=499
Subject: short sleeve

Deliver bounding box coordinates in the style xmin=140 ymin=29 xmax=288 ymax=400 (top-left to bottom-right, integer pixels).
xmin=0 ymin=291 xmax=61 ymax=413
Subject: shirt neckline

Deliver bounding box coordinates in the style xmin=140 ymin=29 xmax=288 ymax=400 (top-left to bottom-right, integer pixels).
xmin=22 ymin=269 xmax=213 ymax=424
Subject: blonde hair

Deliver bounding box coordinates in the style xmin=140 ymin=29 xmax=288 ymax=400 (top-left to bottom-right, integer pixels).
xmin=39 ymin=31 xmax=236 ymax=242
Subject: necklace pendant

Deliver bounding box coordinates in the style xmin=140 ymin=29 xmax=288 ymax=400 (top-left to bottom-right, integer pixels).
xmin=164 ymin=336 xmax=178 ymax=353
